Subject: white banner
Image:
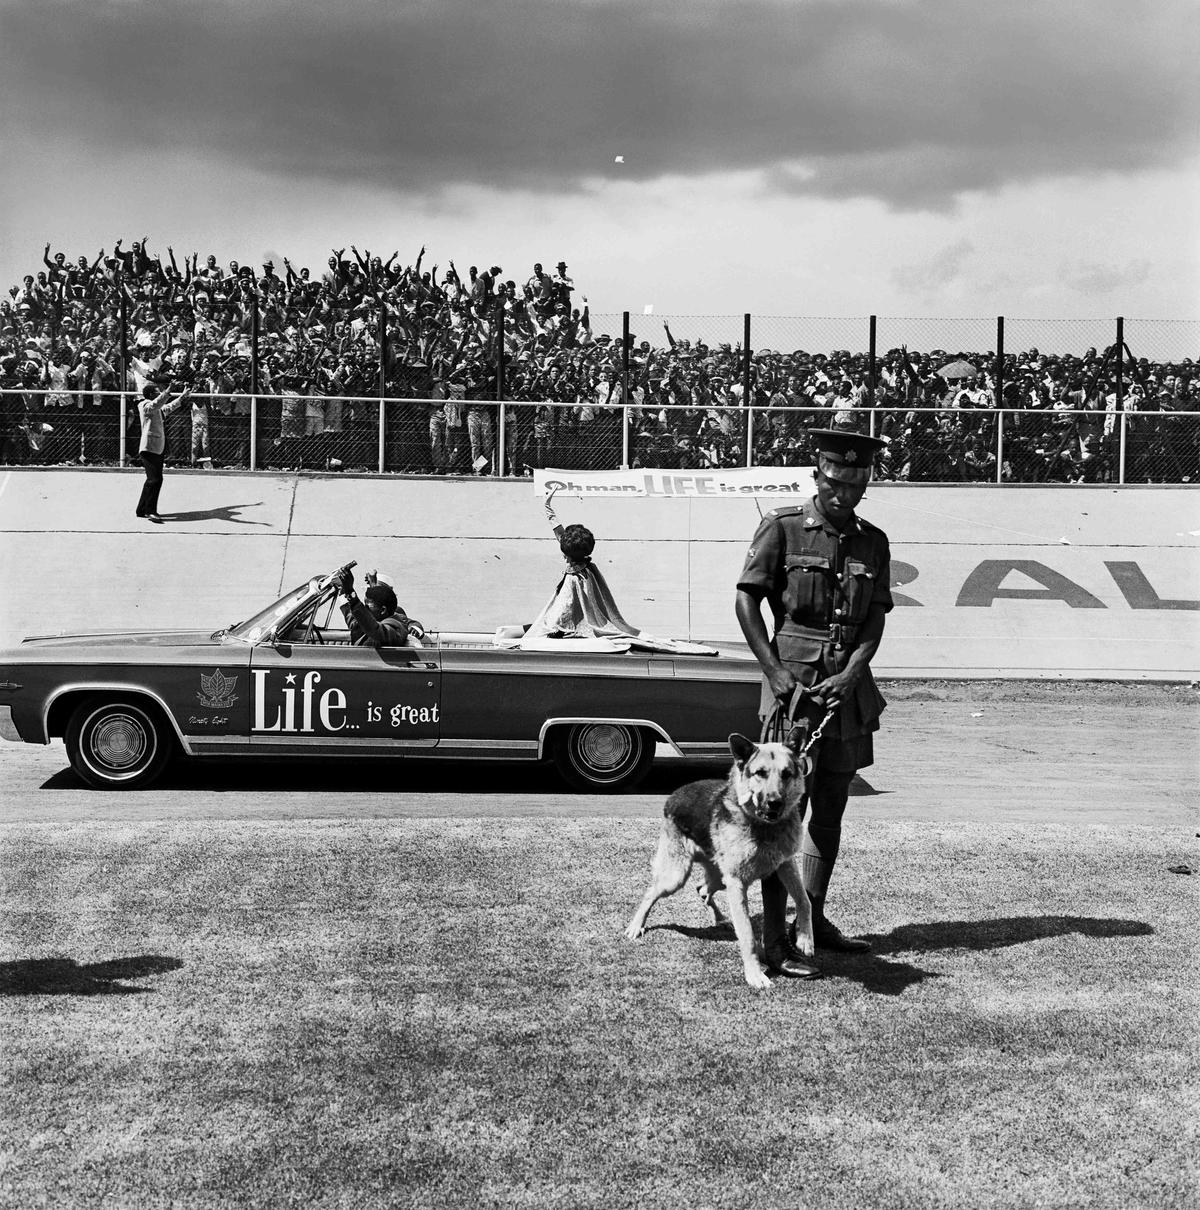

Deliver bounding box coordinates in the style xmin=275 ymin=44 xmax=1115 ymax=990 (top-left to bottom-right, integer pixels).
xmin=534 ymin=466 xmax=816 ymax=498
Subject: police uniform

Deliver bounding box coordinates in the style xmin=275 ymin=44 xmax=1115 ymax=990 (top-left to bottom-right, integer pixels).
xmin=736 ymin=429 xmax=892 ymax=960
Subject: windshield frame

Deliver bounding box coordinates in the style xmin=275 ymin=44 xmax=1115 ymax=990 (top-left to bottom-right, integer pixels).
xmin=223 ymin=576 xmax=336 ymax=645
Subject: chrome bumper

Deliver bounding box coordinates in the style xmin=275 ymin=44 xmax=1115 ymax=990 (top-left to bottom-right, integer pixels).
xmin=0 ymin=705 xmax=22 ymax=743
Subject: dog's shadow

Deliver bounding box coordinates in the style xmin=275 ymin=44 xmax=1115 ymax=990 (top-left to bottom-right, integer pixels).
xmin=0 ymin=955 xmax=183 ymax=996
xmin=653 ymin=913 xmax=1154 ymax=996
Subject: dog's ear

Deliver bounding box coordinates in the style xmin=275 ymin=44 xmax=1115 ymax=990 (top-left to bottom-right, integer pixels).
xmin=728 ymin=733 xmax=756 ymax=764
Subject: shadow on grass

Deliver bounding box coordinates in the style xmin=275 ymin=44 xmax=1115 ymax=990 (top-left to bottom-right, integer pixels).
xmin=817 ymin=914 xmax=1156 ymax=997
xmin=867 ymin=915 xmax=1155 ymax=955
xmin=651 ymin=918 xmax=937 ymax=997
xmin=648 ymin=914 xmax=1153 ymax=997
xmin=0 ymin=955 xmax=183 ymax=996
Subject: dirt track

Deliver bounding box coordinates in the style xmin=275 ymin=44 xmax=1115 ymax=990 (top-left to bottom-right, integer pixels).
xmin=871 ymin=680 xmax=1197 ymax=827
xmin=2 ymin=681 xmax=1195 ymax=829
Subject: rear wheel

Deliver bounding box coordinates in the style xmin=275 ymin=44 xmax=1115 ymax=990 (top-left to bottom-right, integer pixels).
xmin=551 ymin=723 xmax=655 ymax=792
xmin=65 ymin=697 xmax=173 ymax=790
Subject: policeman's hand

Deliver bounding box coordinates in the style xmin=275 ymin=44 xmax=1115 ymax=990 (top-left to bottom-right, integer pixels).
xmin=768 ymin=665 xmax=798 ymax=703
xmin=365 ymin=569 xmax=379 ymax=586
xmin=808 ymin=668 xmax=858 ymax=709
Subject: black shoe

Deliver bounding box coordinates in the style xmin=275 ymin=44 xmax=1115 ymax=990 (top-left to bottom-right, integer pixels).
xmin=813 ymin=917 xmax=871 ymax=953
xmin=763 ymin=948 xmax=822 ymax=979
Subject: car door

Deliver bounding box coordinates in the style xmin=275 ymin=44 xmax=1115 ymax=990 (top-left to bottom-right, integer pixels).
xmin=248 ymin=640 xmax=441 ymax=751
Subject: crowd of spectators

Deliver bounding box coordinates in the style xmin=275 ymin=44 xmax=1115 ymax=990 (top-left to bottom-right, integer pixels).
xmin=1 ymin=238 xmax=1197 ymax=482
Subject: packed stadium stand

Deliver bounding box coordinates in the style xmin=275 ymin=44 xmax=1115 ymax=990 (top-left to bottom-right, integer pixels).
xmin=2 ymin=240 xmax=1197 ymax=482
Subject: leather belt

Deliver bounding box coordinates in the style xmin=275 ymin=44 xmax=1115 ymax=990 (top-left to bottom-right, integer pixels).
xmin=778 ymin=620 xmax=861 ymax=649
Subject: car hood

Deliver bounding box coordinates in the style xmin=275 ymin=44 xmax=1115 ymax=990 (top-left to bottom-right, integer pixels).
xmin=18 ymin=629 xmax=224 ymax=649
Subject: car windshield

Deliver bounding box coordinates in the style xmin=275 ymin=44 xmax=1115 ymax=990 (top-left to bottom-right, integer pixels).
xmin=223 ymin=576 xmax=334 ymax=645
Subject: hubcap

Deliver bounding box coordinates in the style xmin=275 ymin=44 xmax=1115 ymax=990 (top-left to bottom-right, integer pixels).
xmin=577 ymin=724 xmax=635 ymax=773
xmin=90 ymin=713 xmax=150 ymax=771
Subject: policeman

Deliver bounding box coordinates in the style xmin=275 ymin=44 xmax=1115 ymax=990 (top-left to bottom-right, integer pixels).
xmin=736 ymin=429 xmax=893 ymax=973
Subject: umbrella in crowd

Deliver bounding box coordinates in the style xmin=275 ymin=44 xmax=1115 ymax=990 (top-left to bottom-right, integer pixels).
xmin=937 ymin=358 xmax=979 ymax=380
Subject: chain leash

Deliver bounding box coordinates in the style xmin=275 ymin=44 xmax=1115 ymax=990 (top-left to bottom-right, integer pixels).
xmin=798 ymin=702 xmax=837 ymax=761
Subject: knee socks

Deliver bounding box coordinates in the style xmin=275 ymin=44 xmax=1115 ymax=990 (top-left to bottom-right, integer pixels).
xmin=800 ymin=823 xmax=841 ymax=908
xmin=760 ymin=871 xmax=789 ymax=953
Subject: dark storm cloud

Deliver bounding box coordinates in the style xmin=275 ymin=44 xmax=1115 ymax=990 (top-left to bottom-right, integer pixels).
xmin=2 ymin=0 xmax=1195 ymax=209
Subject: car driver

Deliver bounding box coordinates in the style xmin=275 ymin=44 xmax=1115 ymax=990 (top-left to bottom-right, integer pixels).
xmin=330 ymin=567 xmax=410 ymax=648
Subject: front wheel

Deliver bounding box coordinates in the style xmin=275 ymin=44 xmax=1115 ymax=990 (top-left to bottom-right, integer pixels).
xmin=65 ymin=697 xmax=173 ymax=790
xmin=551 ymin=723 xmax=655 ymax=792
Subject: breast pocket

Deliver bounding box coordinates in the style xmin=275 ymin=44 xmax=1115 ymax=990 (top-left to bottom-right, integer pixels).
xmin=784 ymin=554 xmax=831 ymax=620
xmin=842 ymin=560 xmax=878 ymax=620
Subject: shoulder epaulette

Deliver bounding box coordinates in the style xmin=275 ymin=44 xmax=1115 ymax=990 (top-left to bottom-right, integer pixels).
xmin=766 ymin=504 xmax=806 ymax=520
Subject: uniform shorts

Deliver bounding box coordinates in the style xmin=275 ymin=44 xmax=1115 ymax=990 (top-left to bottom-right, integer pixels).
xmin=756 ymin=630 xmax=885 ymax=773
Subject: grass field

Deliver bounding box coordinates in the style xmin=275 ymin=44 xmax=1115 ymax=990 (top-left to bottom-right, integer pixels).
xmin=1 ymin=817 xmax=1197 ymax=1209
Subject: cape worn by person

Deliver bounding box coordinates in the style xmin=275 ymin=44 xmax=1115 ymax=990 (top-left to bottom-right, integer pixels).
xmin=521 ymin=560 xmax=718 ymax=656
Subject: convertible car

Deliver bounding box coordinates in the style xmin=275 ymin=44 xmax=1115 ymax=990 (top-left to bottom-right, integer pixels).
xmin=0 ymin=563 xmax=763 ymax=792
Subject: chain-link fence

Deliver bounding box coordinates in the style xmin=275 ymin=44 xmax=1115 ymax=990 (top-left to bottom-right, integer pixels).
xmin=3 ymin=388 xmax=1194 ymax=483
xmin=4 ymin=308 xmax=1196 ymax=479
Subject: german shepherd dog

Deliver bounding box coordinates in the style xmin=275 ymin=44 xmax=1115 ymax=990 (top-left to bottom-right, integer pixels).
xmin=624 ymin=731 xmax=815 ymax=989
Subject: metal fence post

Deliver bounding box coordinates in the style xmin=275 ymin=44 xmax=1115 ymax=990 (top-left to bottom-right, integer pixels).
xmin=621 ymin=311 xmax=631 ymax=468
xmin=496 ymin=308 xmax=506 ymax=476
xmin=378 ymin=302 xmax=387 ymax=400
xmin=250 ymin=302 xmax=259 ymax=396
xmin=118 ymin=284 xmax=129 ymax=394
xmin=1115 ymin=316 xmax=1125 ymax=483
xmin=994 ymin=316 xmax=1004 ymax=409
xmin=249 ymin=303 xmax=259 ymax=472
xmin=995 ymin=316 xmax=1005 ymax=482
xmin=868 ymin=315 xmax=877 ymax=409
xmin=744 ymin=313 xmax=753 ymax=467
xmin=378 ymin=392 xmax=385 ymax=474
xmin=495 ymin=306 xmax=505 ymax=402
xmin=377 ymin=302 xmax=388 ymax=473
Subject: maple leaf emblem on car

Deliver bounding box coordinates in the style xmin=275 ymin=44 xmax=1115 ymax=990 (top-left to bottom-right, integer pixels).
xmin=197 ymin=668 xmax=238 ymax=709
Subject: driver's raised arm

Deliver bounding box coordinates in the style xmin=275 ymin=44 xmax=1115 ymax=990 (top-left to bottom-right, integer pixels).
xmin=340 ymin=591 xmax=387 ymax=645
xmin=332 ymin=567 xmax=409 ymax=647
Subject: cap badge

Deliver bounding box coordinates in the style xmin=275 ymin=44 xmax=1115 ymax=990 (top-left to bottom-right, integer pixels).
xmin=844 ymin=449 xmax=858 ymax=463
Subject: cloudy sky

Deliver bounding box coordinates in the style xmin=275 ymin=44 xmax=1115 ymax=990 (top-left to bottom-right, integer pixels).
xmin=1 ymin=0 xmax=1196 ymax=326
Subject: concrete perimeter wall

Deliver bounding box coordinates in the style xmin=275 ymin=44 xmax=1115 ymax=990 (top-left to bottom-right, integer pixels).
xmin=1 ymin=468 xmax=1197 ymax=679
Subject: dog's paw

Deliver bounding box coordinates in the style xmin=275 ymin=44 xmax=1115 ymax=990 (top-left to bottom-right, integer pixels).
xmin=793 ymin=933 xmax=816 ymax=959
xmin=743 ymin=964 xmax=774 ymax=990
xmin=624 ymin=921 xmax=646 ymax=941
